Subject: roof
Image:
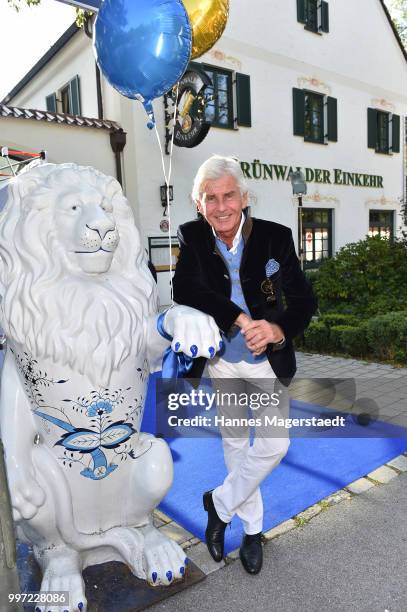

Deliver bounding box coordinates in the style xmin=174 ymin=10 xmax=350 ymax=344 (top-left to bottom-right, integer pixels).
xmin=1 ymin=0 xmax=406 ymax=106
xmin=0 ymin=104 xmax=122 ymax=132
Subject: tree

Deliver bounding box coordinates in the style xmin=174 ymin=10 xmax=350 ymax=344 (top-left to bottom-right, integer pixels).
xmin=6 ymin=0 xmax=88 ymax=26
xmin=385 ymin=0 xmax=407 ymax=49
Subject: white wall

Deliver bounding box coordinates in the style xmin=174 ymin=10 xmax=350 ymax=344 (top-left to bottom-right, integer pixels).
xmin=0 ymin=117 xmax=117 ymax=178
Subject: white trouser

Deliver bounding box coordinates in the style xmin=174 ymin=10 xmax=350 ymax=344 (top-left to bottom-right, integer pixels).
xmin=207 ymin=357 xmax=290 ymax=535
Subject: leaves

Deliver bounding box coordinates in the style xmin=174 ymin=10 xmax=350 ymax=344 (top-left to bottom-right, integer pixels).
xmin=315 ymin=236 xmax=407 ymax=317
xmin=385 ymin=0 xmax=407 ymax=48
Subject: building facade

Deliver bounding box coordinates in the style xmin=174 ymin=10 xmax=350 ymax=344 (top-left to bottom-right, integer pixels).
xmin=2 ymin=0 xmax=407 ymax=306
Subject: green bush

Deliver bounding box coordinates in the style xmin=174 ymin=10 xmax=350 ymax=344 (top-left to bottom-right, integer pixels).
xmin=303 ymin=321 xmax=329 ymax=352
xmin=320 ymin=313 xmax=360 ymax=328
xmin=305 ymin=269 xmax=319 ymax=291
xmin=328 ymin=325 xmax=351 ymax=352
xmin=340 ymin=324 xmax=369 ymax=357
xmin=314 ymin=236 xmax=407 ymax=317
xmin=365 ymin=312 xmax=407 ymax=361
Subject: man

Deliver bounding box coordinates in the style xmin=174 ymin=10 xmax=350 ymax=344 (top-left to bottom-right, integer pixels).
xmin=173 ymin=155 xmax=317 ymax=574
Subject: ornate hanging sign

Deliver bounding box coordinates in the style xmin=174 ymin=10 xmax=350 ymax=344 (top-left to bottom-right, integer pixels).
xmin=164 ymin=67 xmax=212 ymax=152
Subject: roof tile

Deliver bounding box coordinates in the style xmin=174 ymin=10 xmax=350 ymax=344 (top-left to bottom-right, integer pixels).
xmin=0 ymin=104 xmax=122 ymax=132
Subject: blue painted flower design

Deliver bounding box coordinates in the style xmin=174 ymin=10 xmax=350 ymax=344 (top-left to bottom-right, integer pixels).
xmin=87 ymin=401 xmax=113 ymax=417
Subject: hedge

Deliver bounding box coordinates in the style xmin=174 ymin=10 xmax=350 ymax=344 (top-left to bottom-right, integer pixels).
xmin=301 ymin=312 xmax=406 ymax=364
xmin=314 ymin=236 xmax=407 ymax=317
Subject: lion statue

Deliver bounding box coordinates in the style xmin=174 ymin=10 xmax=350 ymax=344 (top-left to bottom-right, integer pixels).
xmin=0 ymin=163 xmax=220 ymax=612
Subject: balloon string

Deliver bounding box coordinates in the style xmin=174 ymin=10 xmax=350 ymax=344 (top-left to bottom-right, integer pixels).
xmin=154 ymin=83 xmax=179 ymax=307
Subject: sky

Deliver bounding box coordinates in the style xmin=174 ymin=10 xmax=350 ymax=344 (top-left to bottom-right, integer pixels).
xmin=0 ymin=0 xmax=75 ymax=101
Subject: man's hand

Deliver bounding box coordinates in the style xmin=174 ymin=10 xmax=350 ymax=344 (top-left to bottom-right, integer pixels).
xmin=242 ymin=320 xmax=285 ymax=355
xmin=234 ymin=312 xmax=252 ymax=330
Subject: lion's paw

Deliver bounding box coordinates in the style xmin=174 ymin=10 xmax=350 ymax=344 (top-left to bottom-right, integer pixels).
xmin=140 ymin=524 xmax=187 ymax=586
xmin=36 ymin=549 xmax=86 ymax=612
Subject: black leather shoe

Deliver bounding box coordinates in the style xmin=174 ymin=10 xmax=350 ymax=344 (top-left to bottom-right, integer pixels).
xmin=239 ymin=533 xmax=263 ymax=574
xmin=203 ymin=490 xmax=228 ymax=562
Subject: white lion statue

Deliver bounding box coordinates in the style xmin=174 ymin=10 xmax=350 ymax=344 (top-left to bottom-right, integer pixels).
xmin=0 ymin=163 xmax=220 ymax=612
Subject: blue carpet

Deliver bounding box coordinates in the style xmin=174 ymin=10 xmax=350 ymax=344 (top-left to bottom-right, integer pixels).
xmin=143 ymin=374 xmax=407 ymax=554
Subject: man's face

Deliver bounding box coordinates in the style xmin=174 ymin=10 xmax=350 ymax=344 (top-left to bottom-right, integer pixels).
xmin=197 ymin=174 xmax=247 ymax=244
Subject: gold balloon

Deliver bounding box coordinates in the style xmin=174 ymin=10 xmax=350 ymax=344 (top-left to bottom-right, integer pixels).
xmin=183 ymin=0 xmax=230 ymax=60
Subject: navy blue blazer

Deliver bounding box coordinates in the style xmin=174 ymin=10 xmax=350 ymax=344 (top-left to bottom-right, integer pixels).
xmin=172 ymin=211 xmax=318 ymax=385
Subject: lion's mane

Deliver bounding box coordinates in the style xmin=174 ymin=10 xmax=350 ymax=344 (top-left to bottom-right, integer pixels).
xmin=0 ymin=163 xmax=157 ymax=386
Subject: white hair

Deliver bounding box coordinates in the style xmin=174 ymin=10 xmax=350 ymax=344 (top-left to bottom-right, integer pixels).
xmin=192 ymin=155 xmax=248 ymax=203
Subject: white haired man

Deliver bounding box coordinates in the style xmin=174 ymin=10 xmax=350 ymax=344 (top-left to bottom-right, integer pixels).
xmin=173 ymin=155 xmax=317 ymax=574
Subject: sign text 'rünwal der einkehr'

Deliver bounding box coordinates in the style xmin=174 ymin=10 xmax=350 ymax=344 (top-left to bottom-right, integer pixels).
xmin=241 ymin=160 xmax=384 ymax=188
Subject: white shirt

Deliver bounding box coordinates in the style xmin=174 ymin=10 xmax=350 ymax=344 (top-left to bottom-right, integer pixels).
xmin=211 ymin=212 xmax=245 ymax=254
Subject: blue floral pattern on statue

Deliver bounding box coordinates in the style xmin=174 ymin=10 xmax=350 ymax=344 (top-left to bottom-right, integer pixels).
xmin=12 ymin=350 xmax=146 ymax=480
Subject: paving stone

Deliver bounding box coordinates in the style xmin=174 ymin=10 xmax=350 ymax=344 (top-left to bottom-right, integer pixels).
xmin=182 ymin=537 xmax=201 ymax=550
xmin=386 ymin=455 xmax=407 ymax=472
xmin=153 ymin=516 xmax=166 ymax=528
xmin=345 ymin=477 xmax=375 ymax=494
xmin=367 ymin=465 xmax=398 ymax=483
xmin=158 ymin=522 xmax=195 ymax=545
xmin=225 ymin=547 xmax=240 ymax=561
xmin=186 ymin=542 xmax=225 ymax=574
xmin=264 ymin=519 xmax=297 ymax=540
xmin=153 ymin=509 xmax=172 ymax=524
xmin=321 ymin=490 xmax=352 ymax=506
xmin=296 ymin=504 xmax=322 ymax=522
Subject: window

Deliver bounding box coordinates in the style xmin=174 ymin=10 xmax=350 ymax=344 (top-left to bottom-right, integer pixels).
xmin=369 ymin=210 xmax=394 ymax=240
xmin=293 ymin=88 xmax=337 ymax=144
xmin=299 ymin=208 xmax=332 ymax=268
xmin=191 ymin=63 xmax=252 ymax=129
xmin=46 ymin=75 xmax=81 ymax=115
xmin=304 ymin=92 xmax=324 ymax=143
xmin=368 ymin=108 xmax=400 ymax=155
xmin=203 ymin=66 xmax=233 ymax=128
xmin=60 ymin=85 xmax=71 ymax=114
xmin=297 ymin=0 xmax=329 ymax=34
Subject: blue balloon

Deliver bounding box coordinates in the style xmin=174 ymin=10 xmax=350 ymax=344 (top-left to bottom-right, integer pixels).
xmin=93 ymin=0 xmax=192 ymax=127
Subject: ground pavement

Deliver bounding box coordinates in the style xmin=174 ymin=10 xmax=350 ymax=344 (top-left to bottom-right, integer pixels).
xmin=148 ymin=351 xmax=407 ymax=612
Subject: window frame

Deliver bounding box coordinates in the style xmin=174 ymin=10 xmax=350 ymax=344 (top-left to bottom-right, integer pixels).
xmin=303 ymin=90 xmax=325 ymax=144
xmin=201 ymin=63 xmax=234 ymax=130
xmin=368 ymin=210 xmax=395 ymax=241
xmin=304 ymin=0 xmax=319 ymax=33
xmin=299 ymin=207 xmax=333 ymax=269
xmin=376 ymin=110 xmax=390 ymax=155
xmin=60 ymin=83 xmax=71 ymax=114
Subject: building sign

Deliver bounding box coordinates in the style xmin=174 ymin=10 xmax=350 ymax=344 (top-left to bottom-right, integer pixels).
xmin=55 ymin=0 xmax=101 ymax=11
xmin=172 ymin=68 xmax=212 ymax=149
xmin=241 ymin=160 xmax=384 ymax=188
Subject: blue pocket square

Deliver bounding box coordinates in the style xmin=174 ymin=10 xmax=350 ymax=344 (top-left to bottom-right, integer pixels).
xmin=265 ymin=259 xmax=280 ymax=277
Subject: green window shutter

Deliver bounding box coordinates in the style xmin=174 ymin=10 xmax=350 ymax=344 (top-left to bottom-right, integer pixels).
xmin=69 ymin=75 xmax=81 ymax=115
xmin=297 ymin=0 xmax=306 ymax=23
xmin=293 ymin=88 xmax=305 ymax=136
xmin=321 ymin=1 xmax=329 ymax=33
xmin=327 ymin=96 xmax=337 ymax=141
xmin=236 ymin=73 xmax=251 ymax=127
xmin=391 ymin=114 xmax=400 ymax=153
xmin=46 ymin=93 xmax=57 ymax=113
xmin=367 ymin=108 xmax=377 ymax=149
